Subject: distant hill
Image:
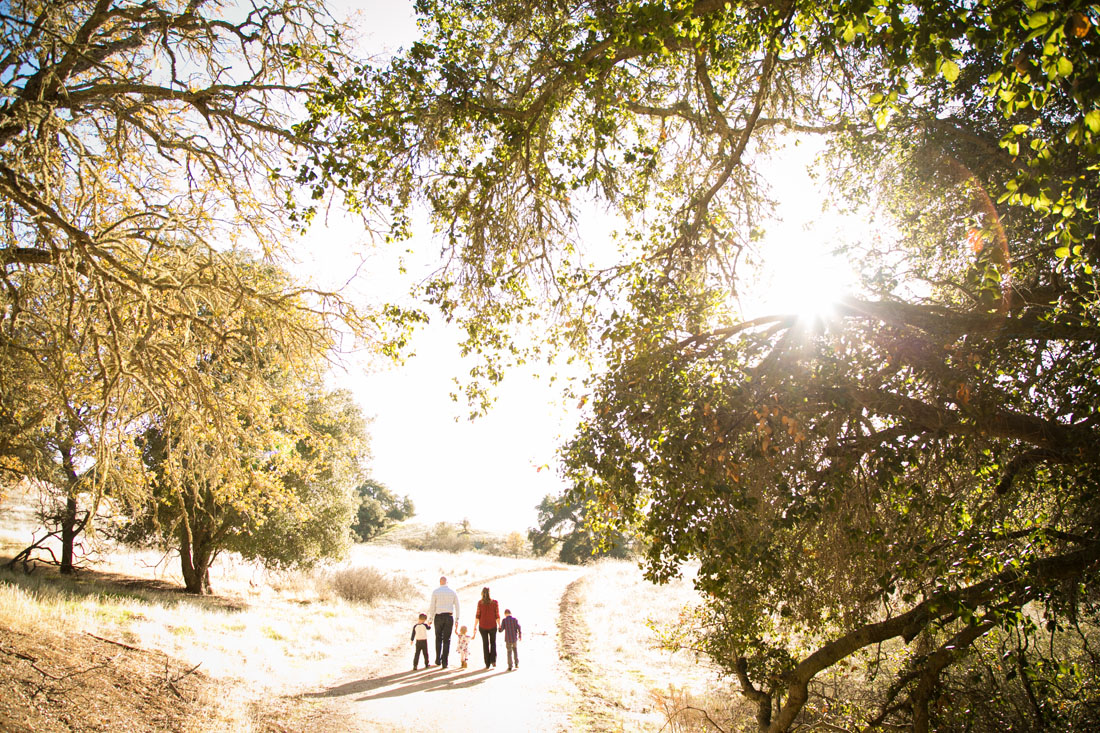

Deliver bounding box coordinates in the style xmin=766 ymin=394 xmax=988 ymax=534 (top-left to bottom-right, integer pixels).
xmin=368 ymin=520 xmax=531 ymax=557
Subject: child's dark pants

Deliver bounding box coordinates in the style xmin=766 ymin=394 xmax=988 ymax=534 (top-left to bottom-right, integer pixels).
xmin=413 ymin=640 xmax=429 ymax=668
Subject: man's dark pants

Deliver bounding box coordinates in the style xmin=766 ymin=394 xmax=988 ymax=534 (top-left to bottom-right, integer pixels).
xmin=434 ymin=613 xmax=454 ymax=666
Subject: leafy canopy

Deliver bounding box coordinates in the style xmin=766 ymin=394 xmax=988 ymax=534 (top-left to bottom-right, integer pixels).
xmin=306 ymin=0 xmax=1100 ymax=729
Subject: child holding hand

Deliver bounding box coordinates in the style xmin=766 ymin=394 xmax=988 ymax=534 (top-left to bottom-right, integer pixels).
xmin=499 ymin=609 xmax=522 ymax=671
xmin=456 ymin=624 xmax=472 ymax=668
xmin=410 ymin=613 xmax=431 ymax=670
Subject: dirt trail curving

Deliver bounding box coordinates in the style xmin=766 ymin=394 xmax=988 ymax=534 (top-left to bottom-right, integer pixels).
xmin=302 ymin=567 xmax=584 ymax=732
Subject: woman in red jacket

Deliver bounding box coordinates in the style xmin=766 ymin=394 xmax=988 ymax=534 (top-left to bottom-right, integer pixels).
xmin=474 ymin=586 xmax=500 ymax=668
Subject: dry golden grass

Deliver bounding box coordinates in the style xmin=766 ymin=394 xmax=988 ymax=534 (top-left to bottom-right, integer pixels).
xmin=2 ymin=483 xmax=740 ymax=731
xmin=564 ymin=558 xmax=741 ymax=732
xmin=0 ymin=483 xmax=565 ymax=731
xmin=1 ymin=543 xmax=560 ymax=687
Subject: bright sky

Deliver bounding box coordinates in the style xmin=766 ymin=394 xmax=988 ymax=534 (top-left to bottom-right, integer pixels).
xmin=289 ymin=1 xmax=582 ymax=534
xmin=296 ymin=200 xmax=575 ymax=533
xmin=296 ymin=1 xmax=860 ymax=533
xmin=285 ymin=2 xmax=538 ymax=534
xmin=740 ymin=139 xmax=862 ymax=322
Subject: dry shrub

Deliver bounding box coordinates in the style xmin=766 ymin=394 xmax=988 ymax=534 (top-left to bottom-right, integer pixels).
xmin=327 ymin=566 xmax=417 ymax=605
xmin=649 ymin=685 xmax=743 ymax=732
xmin=266 ymin=569 xmax=313 ymax=594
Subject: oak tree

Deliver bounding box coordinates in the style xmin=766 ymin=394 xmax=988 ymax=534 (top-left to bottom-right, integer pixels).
xmin=351 ymin=477 xmax=415 ymax=542
xmin=121 ymin=257 xmax=366 ymax=593
xmin=528 ymin=490 xmax=634 ymax=564
xmin=0 ymin=0 xmax=368 ymax=509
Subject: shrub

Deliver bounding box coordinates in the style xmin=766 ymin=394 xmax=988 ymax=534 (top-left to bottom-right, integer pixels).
xmin=399 ymin=522 xmax=473 ymax=553
xmin=327 ymin=566 xmax=417 ymax=605
xmin=503 ymin=531 xmax=529 ymax=557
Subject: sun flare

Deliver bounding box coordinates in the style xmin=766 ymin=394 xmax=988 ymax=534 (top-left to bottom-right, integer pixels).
xmin=747 ymin=223 xmax=858 ymax=321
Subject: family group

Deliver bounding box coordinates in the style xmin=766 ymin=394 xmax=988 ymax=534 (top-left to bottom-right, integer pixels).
xmin=410 ymin=576 xmax=523 ymax=672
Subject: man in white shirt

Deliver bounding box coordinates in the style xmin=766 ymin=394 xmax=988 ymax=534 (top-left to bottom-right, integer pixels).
xmin=426 ymin=576 xmax=460 ymax=668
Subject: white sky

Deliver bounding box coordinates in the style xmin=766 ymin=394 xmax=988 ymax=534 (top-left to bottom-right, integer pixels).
xmin=294 ymin=1 xmax=860 ymax=533
xmin=295 ymin=197 xmax=576 ymax=533
xmin=289 ymin=1 xmax=585 ymax=534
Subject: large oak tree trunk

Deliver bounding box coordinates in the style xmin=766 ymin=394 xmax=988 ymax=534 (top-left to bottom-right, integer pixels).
xmin=180 ymin=547 xmax=213 ymax=594
xmin=178 ymin=510 xmax=215 ymax=595
xmin=179 ymin=535 xmax=214 ymax=594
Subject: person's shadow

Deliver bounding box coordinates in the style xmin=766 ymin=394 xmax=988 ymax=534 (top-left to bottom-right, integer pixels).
xmin=305 ymin=667 xmax=500 ymax=701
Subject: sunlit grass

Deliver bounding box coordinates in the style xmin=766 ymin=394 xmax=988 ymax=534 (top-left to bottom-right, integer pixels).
xmin=0 ymin=484 xmax=567 ymax=729
xmin=0 ymin=523 xmax=563 ymax=696
xmin=572 ymin=558 xmax=734 ymax=730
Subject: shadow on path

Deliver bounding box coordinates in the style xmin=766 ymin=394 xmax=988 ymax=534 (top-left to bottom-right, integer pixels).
xmin=304 ymin=666 xmax=507 ymax=702
xmin=304 ymin=669 xmax=422 ymax=698
xmin=355 ymin=667 xmax=505 ymax=701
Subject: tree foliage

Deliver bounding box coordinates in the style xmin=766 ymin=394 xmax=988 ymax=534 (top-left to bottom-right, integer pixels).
xmin=0 ymin=0 xmax=374 ymax=514
xmin=0 ymin=1 xmax=418 ymax=591
xmin=351 ymin=477 xmax=415 ymax=541
xmin=2 ymin=266 xmax=144 ymax=572
xmin=306 ymin=0 xmax=1100 ymax=729
xmin=528 ymin=490 xmax=634 ymax=564
xmin=129 ymin=372 xmax=368 ymax=594
xmin=116 ymin=254 xmax=367 ymax=594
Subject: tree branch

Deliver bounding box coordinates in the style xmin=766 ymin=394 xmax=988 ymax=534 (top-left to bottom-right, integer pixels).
xmin=767 ymin=542 xmax=1100 ymax=732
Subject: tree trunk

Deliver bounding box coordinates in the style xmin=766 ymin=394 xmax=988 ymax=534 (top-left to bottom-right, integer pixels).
xmin=734 ymin=657 xmax=773 ymax=731
xmin=180 ymin=537 xmax=214 ymax=594
xmin=911 ymin=630 xmax=935 ymax=733
xmin=59 ymin=441 xmax=81 ymax=575
xmin=912 ymin=621 xmax=995 ymax=733
xmin=59 ymin=494 xmax=78 ymax=574
xmin=178 ymin=511 xmax=214 ymax=594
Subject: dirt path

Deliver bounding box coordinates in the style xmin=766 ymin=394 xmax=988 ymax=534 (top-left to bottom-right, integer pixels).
xmin=302 ymin=567 xmax=584 ymax=732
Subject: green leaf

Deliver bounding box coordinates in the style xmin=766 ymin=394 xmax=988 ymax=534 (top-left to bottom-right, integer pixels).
xmin=1027 ymin=11 xmax=1049 ymax=28
xmin=1056 ymin=57 xmax=1073 ymax=77
xmin=1085 ymin=110 xmax=1100 ymax=134
xmin=941 ymin=59 xmax=960 ymax=83
xmin=1054 ymin=246 xmax=1070 ymax=258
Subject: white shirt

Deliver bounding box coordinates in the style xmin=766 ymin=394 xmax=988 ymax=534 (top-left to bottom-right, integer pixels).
xmin=427 ymin=584 xmax=460 ymax=621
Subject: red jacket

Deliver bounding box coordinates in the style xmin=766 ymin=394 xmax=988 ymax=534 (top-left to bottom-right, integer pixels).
xmin=476 ymin=599 xmax=500 ymax=630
